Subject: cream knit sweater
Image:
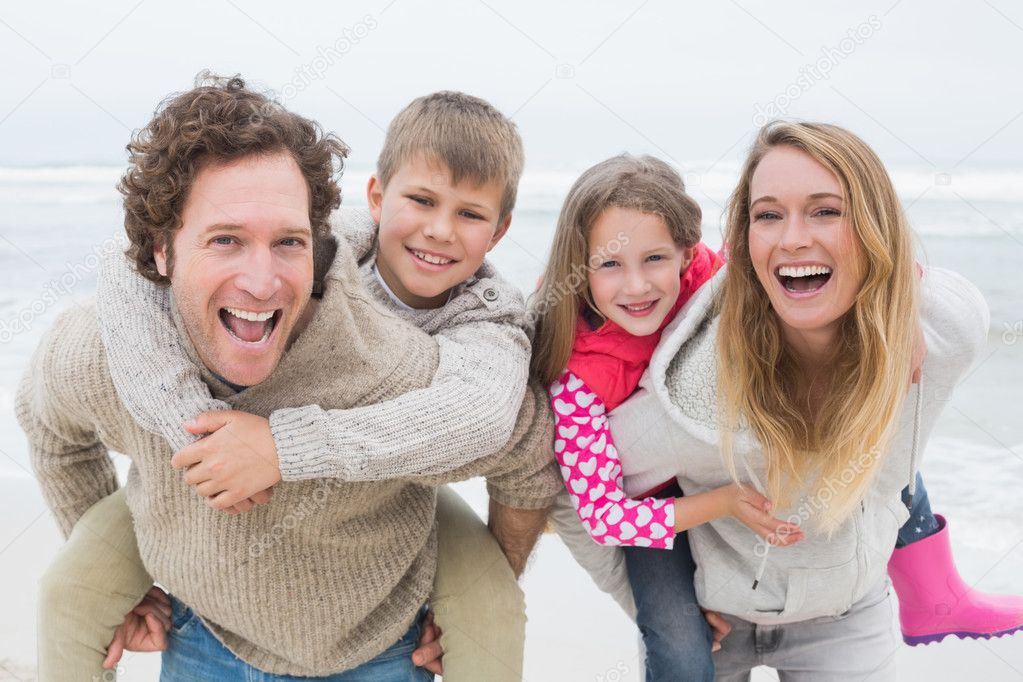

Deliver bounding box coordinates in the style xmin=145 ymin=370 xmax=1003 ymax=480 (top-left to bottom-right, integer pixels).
xmin=17 ymin=237 xmax=561 ymax=674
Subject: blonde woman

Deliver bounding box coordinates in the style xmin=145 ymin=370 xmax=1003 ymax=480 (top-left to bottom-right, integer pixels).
xmin=553 ymin=122 xmax=1014 ymax=679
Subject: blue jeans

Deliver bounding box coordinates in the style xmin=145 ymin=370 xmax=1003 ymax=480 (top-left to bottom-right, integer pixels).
xmin=161 ymin=596 xmax=435 ymax=681
xmin=896 ymin=472 xmax=941 ymax=548
xmin=624 ymin=484 xmax=714 ymax=682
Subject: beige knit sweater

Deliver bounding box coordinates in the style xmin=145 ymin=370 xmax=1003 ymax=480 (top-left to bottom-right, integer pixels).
xmin=17 ymin=237 xmax=561 ymax=674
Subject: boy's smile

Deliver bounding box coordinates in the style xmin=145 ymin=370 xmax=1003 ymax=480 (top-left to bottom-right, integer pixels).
xmin=368 ymin=155 xmax=511 ymax=309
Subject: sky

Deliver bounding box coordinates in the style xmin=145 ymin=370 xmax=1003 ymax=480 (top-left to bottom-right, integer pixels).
xmin=1 ymin=0 xmax=1022 ymax=176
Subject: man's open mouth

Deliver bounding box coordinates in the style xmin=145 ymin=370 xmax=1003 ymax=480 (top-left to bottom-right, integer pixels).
xmin=219 ymin=307 xmax=282 ymax=344
xmin=775 ymin=264 xmax=832 ymax=293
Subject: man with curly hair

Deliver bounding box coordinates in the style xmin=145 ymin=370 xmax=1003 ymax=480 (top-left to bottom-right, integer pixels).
xmin=17 ymin=75 xmax=559 ymax=680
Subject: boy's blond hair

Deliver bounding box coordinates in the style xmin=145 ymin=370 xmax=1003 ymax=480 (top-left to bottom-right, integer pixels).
xmin=377 ymin=91 xmax=524 ymax=218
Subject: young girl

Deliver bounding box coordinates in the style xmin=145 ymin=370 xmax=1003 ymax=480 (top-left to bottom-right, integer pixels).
xmin=532 ymin=153 xmax=1023 ymax=682
xmin=532 ymin=155 xmax=805 ymax=681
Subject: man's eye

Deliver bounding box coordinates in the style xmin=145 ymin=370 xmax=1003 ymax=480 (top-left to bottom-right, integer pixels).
xmin=211 ymin=236 xmax=235 ymax=246
xmin=279 ymin=238 xmax=305 ymax=247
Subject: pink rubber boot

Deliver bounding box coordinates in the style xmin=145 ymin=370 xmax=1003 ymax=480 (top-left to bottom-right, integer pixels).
xmin=888 ymin=514 xmax=1023 ymax=645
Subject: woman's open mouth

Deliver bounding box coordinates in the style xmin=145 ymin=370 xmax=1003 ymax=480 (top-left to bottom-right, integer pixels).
xmin=775 ymin=264 xmax=832 ymax=296
xmin=219 ymin=307 xmax=283 ymax=346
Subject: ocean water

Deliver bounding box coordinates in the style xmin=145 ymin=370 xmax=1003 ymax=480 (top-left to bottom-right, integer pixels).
xmin=1 ymin=165 xmax=1022 ymax=679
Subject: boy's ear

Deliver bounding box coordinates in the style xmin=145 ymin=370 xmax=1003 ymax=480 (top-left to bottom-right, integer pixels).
xmin=488 ymin=214 xmax=513 ymax=251
xmin=366 ymin=175 xmax=384 ymax=224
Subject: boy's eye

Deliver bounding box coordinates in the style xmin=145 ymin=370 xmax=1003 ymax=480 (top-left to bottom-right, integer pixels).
xmin=459 ymin=210 xmax=484 ymax=221
xmin=409 ymin=195 xmax=432 ymax=206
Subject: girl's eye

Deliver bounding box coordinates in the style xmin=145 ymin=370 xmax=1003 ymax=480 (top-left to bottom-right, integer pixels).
xmin=599 ymin=260 xmax=619 ymax=268
xmin=646 ymin=254 xmax=664 ymax=263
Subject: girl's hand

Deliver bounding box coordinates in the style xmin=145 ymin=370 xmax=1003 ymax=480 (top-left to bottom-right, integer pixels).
xmin=718 ymin=483 xmax=805 ymax=546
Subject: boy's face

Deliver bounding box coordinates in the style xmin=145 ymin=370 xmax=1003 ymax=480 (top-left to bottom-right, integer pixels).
xmin=368 ymin=155 xmax=511 ymax=309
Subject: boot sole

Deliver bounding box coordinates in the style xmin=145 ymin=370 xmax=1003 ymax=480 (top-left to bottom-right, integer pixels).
xmin=904 ymin=623 xmax=1023 ymax=646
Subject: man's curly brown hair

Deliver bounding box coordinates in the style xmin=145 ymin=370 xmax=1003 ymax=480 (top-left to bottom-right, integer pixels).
xmin=119 ymin=72 xmax=350 ymax=284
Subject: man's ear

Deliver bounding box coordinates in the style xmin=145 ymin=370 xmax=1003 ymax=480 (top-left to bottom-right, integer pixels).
xmin=154 ymin=237 xmax=169 ymax=278
xmin=366 ymin=175 xmax=384 ymax=224
xmin=488 ymin=214 xmax=513 ymax=252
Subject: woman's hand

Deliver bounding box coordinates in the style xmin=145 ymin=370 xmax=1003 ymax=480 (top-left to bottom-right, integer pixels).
xmin=717 ymin=483 xmax=805 ymax=546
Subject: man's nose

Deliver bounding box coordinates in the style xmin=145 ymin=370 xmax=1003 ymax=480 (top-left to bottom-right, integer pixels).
xmin=234 ymin=247 xmax=282 ymax=300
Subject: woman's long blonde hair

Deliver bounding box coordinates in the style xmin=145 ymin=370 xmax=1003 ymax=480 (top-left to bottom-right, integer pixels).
xmin=530 ymin=154 xmax=702 ymax=386
xmin=717 ymin=121 xmax=918 ymax=533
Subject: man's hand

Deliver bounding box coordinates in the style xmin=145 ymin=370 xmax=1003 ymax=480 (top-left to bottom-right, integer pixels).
xmin=170 ymin=410 xmax=281 ymax=511
xmin=702 ymin=609 xmax=731 ymax=652
xmin=411 ymin=609 xmax=444 ymax=674
xmin=103 ymin=586 xmax=172 ymax=669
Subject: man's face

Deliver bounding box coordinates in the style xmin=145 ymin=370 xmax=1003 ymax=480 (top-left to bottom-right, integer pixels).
xmin=155 ymin=152 xmax=314 ymax=387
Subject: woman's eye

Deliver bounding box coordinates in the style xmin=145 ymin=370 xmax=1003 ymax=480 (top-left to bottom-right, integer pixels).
xmin=814 ymin=207 xmax=842 ymax=218
xmin=753 ymin=211 xmax=780 ymax=222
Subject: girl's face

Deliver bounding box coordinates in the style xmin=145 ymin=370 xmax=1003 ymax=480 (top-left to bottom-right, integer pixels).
xmin=747 ymin=146 xmax=864 ymax=351
xmin=587 ymin=206 xmax=690 ymax=336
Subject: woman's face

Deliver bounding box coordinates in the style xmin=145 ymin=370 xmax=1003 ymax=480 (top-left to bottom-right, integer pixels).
xmin=747 ymin=146 xmax=863 ymax=350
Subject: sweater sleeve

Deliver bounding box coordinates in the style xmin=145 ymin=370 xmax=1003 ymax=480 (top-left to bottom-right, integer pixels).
xmin=15 ymin=310 xmax=119 ymax=538
xmin=95 ymin=250 xmax=230 ymax=453
xmin=270 ymin=317 xmax=530 ymax=481
xmin=551 ymin=370 xmax=676 ymax=548
xmin=404 ymin=380 xmax=564 ymax=510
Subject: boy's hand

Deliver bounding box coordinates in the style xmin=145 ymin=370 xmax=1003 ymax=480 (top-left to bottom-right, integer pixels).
xmin=411 ymin=610 xmax=444 ymax=674
xmin=718 ymin=483 xmax=805 ymax=546
xmin=171 ymin=410 xmax=282 ymax=511
xmin=103 ymin=586 xmax=172 ymax=669
xmin=703 ymin=609 xmax=732 ymax=652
